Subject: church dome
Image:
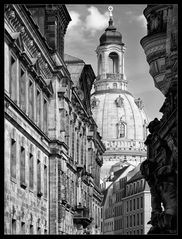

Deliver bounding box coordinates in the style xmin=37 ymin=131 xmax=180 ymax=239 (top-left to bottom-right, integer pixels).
xmin=91 ymin=91 xmax=148 ymax=141
xmin=92 ymin=6 xmax=149 ymax=179
xmin=91 ymin=91 xmax=149 ymax=178
xmin=99 ymin=18 xmax=123 ymax=46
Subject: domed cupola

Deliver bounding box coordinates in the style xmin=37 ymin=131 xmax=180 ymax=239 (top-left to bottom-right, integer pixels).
xmin=91 ymin=6 xmax=149 ymax=178
xmin=99 ymin=15 xmax=123 ymax=46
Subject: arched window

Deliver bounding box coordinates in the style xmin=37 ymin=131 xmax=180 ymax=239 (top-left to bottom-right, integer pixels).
xmin=117 ymin=118 xmax=126 ymax=138
xmin=113 ymin=83 xmax=117 ymax=89
xmin=108 ymin=52 xmax=119 ymax=74
xmin=98 ymin=54 xmax=102 ymax=75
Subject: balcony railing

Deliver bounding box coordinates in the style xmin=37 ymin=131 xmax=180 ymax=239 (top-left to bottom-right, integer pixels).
xmin=73 ymin=205 xmax=92 ymax=228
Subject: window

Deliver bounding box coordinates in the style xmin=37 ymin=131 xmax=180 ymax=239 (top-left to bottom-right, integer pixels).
xmin=12 ymin=219 xmax=16 ymax=234
xmin=133 ymin=214 xmax=135 ymax=226
xmin=37 ymin=227 xmax=41 ymax=234
xmin=30 ymin=225 xmax=33 ymax=234
xmin=44 ymin=165 xmax=47 ymax=198
xmin=10 ymin=55 xmax=17 ymax=102
xmin=133 ymin=198 xmax=135 ymax=210
xmin=43 ymin=99 xmax=48 ymax=134
xmin=81 ymin=137 xmax=83 ymax=165
xmin=21 ymin=222 xmax=25 ymax=234
xmin=44 ymin=229 xmax=47 ymax=234
xmin=137 ymin=181 xmax=139 ymax=192
xmin=130 ymin=215 xmax=132 ymax=227
xmin=141 ymin=197 xmax=143 ymax=208
xmin=113 ymin=83 xmax=117 ymax=89
xmin=137 ymin=213 xmax=139 ymax=225
xmin=36 ymin=90 xmax=41 ymax=127
xmin=20 ymin=146 xmax=26 ymax=186
xmin=127 ymin=216 xmax=128 ymax=228
xmin=137 ymin=198 xmax=139 ymax=209
xmin=71 ymin=125 xmax=75 ymax=159
xmin=118 ymin=123 xmax=125 ymax=138
xmin=141 ymin=229 xmax=143 ymax=234
xmin=130 ymin=200 xmax=132 ymax=211
xmin=10 ymin=139 xmax=16 ymax=179
xmin=141 ymin=212 xmax=143 ymax=225
xmin=29 ymin=153 xmax=34 ymax=189
xmin=28 ymin=80 xmax=34 ymax=120
xmin=37 ymin=158 xmax=42 ymax=196
xmin=127 ymin=201 xmax=128 ymax=212
xmin=19 ymin=68 xmax=26 ymax=112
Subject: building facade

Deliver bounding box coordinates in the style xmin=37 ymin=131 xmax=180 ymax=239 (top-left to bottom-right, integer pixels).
xmin=4 ymin=4 xmax=105 ymax=235
xmin=91 ymin=6 xmax=149 ymax=180
xmin=123 ymin=167 xmax=151 ymax=235
xmin=101 ymin=165 xmax=134 ymax=234
xmin=101 ymin=164 xmax=151 ymax=235
xmin=140 ymin=4 xmax=177 ymax=234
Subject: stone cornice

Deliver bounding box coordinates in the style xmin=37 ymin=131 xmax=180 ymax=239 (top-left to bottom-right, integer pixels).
xmin=92 ymin=89 xmax=133 ymax=97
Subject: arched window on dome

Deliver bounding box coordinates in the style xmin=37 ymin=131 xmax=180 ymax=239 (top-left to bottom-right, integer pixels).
xmin=113 ymin=83 xmax=117 ymax=89
xmin=117 ymin=118 xmax=126 ymax=138
xmin=98 ymin=54 xmax=103 ymax=75
xmin=108 ymin=52 xmax=119 ymax=74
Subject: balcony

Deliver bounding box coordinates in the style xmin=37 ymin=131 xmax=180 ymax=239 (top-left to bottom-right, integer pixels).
xmin=73 ymin=204 xmax=92 ymax=228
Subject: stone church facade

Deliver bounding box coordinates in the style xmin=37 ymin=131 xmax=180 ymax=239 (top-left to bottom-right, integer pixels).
xmin=4 ymin=4 xmax=105 ymax=235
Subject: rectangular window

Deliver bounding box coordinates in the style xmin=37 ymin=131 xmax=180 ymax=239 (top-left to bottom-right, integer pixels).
xmin=141 ymin=229 xmax=143 ymax=234
xmin=43 ymin=99 xmax=48 ymax=134
xmin=30 ymin=225 xmax=33 ymax=234
xmin=137 ymin=213 xmax=139 ymax=225
xmin=12 ymin=219 xmax=16 ymax=234
xmin=29 ymin=153 xmax=34 ymax=189
xmin=130 ymin=215 xmax=132 ymax=227
xmin=10 ymin=55 xmax=17 ymax=102
xmin=44 ymin=229 xmax=47 ymax=234
xmin=77 ymin=136 xmax=79 ymax=164
xmin=19 ymin=68 xmax=26 ymax=112
xmin=81 ymin=137 xmax=83 ymax=165
xmin=130 ymin=200 xmax=132 ymax=211
xmin=127 ymin=216 xmax=128 ymax=228
xmin=21 ymin=222 xmax=25 ymax=234
xmin=37 ymin=159 xmax=41 ymax=196
xmin=133 ymin=214 xmax=135 ymax=226
xmin=127 ymin=201 xmax=128 ymax=212
xmin=20 ymin=146 xmax=26 ymax=186
xmin=137 ymin=198 xmax=139 ymax=209
xmin=28 ymin=80 xmax=34 ymax=120
xmin=36 ymin=90 xmax=41 ymax=127
xmin=141 ymin=212 xmax=143 ymax=225
xmin=141 ymin=197 xmax=143 ymax=208
xmin=10 ymin=139 xmax=16 ymax=179
xmin=133 ymin=198 xmax=135 ymax=210
xmin=44 ymin=165 xmax=47 ymax=198
xmin=71 ymin=126 xmax=75 ymax=159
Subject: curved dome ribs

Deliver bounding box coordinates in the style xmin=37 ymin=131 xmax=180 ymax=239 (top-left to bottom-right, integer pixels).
xmin=125 ymin=93 xmax=136 ymax=140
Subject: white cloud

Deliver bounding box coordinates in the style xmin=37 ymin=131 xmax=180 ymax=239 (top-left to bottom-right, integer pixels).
xmin=85 ymin=6 xmax=108 ymax=35
xmin=67 ymin=11 xmax=82 ymax=29
xmin=135 ymin=14 xmax=147 ymax=28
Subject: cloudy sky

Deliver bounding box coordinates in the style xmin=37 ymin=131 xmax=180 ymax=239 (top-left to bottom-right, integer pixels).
xmin=64 ymin=4 xmax=165 ymax=122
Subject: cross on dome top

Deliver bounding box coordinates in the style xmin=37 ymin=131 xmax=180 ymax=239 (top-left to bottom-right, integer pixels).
xmin=108 ymin=6 xmax=113 ymax=17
